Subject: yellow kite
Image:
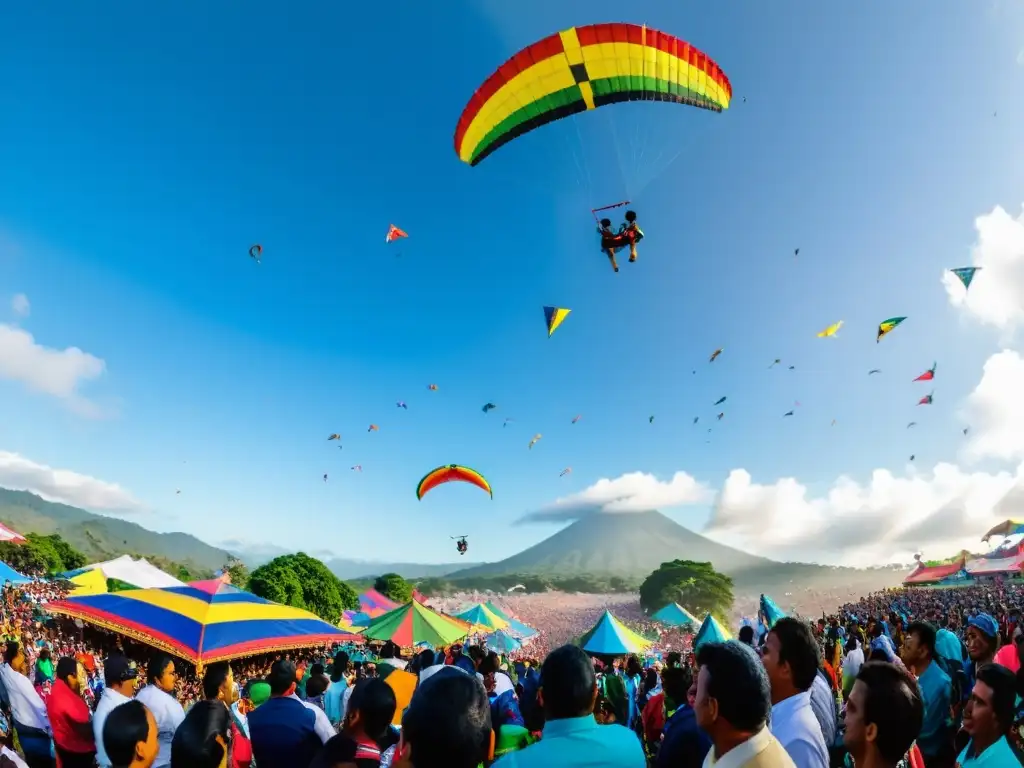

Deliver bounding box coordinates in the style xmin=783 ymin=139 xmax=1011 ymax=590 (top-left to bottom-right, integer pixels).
xmin=817 ymin=320 xmax=843 ymax=338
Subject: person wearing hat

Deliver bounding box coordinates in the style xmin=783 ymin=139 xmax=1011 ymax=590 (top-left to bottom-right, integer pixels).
xmin=229 ymin=681 xmax=269 ymax=768
xmin=94 ymin=656 xmax=140 ymax=768
xmin=965 ymin=614 xmax=999 ymax=702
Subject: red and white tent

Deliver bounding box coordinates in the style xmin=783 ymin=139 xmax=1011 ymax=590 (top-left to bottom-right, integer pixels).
xmin=0 ymin=523 xmax=26 ymax=545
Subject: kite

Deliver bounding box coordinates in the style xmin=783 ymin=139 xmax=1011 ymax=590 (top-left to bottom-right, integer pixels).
xmin=716 ymin=412 xmax=724 ymax=420
xmin=351 ymin=465 xmax=362 ymax=472
xmin=385 ymin=224 xmax=408 ymax=243
xmin=818 ymin=321 xmax=843 ymax=338
xmin=907 ymin=422 xmax=917 ymax=429
xmin=416 ymin=464 xmax=493 ymax=500
xmin=428 ymin=384 xmax=438 ymax=391
xmin=709 ymin=348 xmax=723 ymax=362
xmin=714 ymin=396 xmax=727 ymax=406
xmin=454 ymin=23 xmax=732 ymax=166
xmin=543 ymin=306 xmax=571 ymax=337
xmin=913 ymin=363 xmax=936 ymax=382
xmin=917 ymin=393 xmax=933 ymax=406
xmin=571 ymin=415 xmax=581 ymax=424
xmin=876 ymin=317 xmax=907 ymax=343
xmin=528 ymin=434 xmax=542 ymax=449
xmin=769 ymin=359 xmax=781 ymax=368
xmin=327 ymin=434 xmax=341 ymax=441
xmin=482 ymin=403 xmax=497 ymax=413
xmin=396 ymin=401 xmax=408 ymax=409
xmin=783 ymin=410 xmax=794 ymax=417
xmin=868 ymin=369 xmax=881 ymax=375
xmin=248 ymin=244 xmax=262 ymax=264
xmin=368 ymin=424 xmax=379 ymax=432
xmin=559 ymin=467 xmax=572 ymax=477
xmin=949 ymin=267 xmax=980 ymax=291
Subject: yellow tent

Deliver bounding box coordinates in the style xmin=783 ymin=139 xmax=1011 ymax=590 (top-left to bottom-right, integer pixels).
xmin=69 ymin=568 xmax=108 ymax=596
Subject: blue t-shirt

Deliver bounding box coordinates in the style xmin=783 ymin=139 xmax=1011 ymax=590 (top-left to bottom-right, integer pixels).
xmin=916 ymin=660 xmax=952 ymax=757
xmin=956 ymin=735 xmax=1017 ymax=766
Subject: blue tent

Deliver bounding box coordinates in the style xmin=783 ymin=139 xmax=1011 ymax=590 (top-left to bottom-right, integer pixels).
xmin=483 ymin=601 xmax=538 ymax=639
xmin=652 ymin=602 xmax=700 ymax=628
xmin=578 ymin=611 xmax=651 ymax=655
xmin=484 ymin=629 xmax=523 ymax=654
xmin=759 ymin=594 xmax=786 ymax=629
xmin=693 ymin=614 xmax=731 ymax=651
xmin=0 ymin=562 xmax=30 ymax=585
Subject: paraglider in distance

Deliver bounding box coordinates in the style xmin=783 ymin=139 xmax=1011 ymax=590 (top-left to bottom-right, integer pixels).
xmin=249 ymin=244 xmax=262 ymax=264
xmin=385 ymin=224 xmax=408 ymax=243
xmin=949 ymin=267 xmax=980 ymax=291
xmin=482 ymin=402 xmax=497 ymax=413
xmin=868 ymin=369 xmax=881 ymax=375
xmin=323 ymin=473 xmax=328 ymax=482
xmin=714 ymin=396 xmax=727 ymax=406
xmin=876 ymin=317 xmax=906 ymax=343
xmin=417 ymin=464 xmax=493 ymax=500
xmin=544 ymin=306 xmax=571 ymax=337
xmin=560 ymin=467 xmax=572 ymax=477
xmin=783 ymin=410 xmax=794 ymax=417
xmin=907 ymin=422 xmax=917 ymax=429
xmin=528 ymin=434 xmax=542 ymax=449
xmin=328 ymin=434 xmax=341 ymax=441
xmin=709 ymin=348 xmax=723 ymax=362
xmin=454 ymin=23 xmax=732 ymax=166
xmin=817 ymin=320 xmax=843 ymax=338
xmin=571 ymin=414 xmax=581 ymax=424
xmin=396 ymin=401 xmax=408 ymax=409
xmin=917 ymin=393 xmax=933 ymax=406
xmin=913 ymin=362 xmax=936 ymax=382
xmin=427 ymin=383 xmax=438 ymax=391
xmin=503 ymin=417 xmax=514 ymax=427
xmin=717 ymin=412 xmax=725 ymax=420
xmin=452 ymin=536 xmax=469 ymax=555
xmin=507 ymin=584 xmax=526 ymax=593
xmin=351 ymin=465 xmax=362 ymax=472
xmin=368 ymin=424 xmax=379 ymax=432
xmin=769 ymin=359 xmax=781 ymax=368
xmin=649 ymin=415 xmax=655 ymax=424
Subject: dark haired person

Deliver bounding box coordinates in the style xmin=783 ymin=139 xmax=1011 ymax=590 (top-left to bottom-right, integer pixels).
xmin=957 ymin=663 xmax=1018 ymax=766
xmin=492 ymin=644 xmax=645 ymax=767
xmin=248 ymin=659 xmax=327 ymax=767
xmin=656 ymin=665 xmax=711 ymax=768
xmin=135 ymin=654 xmax=185 ymax=768
xmin=325 ymin=651 xmax=350 ymax=728
xmin=763 ymin=618 xmax=828 ymax=768
xmin=0 ymin=641 xmax=52 ymax=768
xmin=694 ymin=641 xmax=794 ymax=767
xmin=103 ymin=700 xmax=160 ymax=768
xmin=46 ymin=656 xmax=95 ymax=767
xmin=202 ymin=662 xmax=237 ymax=709
xmin=95 ymin=656 xmax=140 ymax=768
xmin=900 ymin=621 xmax=953 ymax=765
xmin=170 ymin=700 xmax=230 ymax=768
xmin=313 ymin=678 xmax=397 ymax=768
xmin=843 ymin=662 xmax=924 ymax=768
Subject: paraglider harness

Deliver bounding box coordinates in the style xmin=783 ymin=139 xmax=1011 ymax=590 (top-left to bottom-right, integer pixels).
xmin=456 ymin=538 xmax=468 ymax=555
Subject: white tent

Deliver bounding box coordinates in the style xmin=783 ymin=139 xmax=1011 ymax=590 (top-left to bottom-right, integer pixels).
xmin=78 ymin=555 xmax=185 ymax=589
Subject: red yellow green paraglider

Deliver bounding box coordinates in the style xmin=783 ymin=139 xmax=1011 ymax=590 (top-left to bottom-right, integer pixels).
xmin=416 ymin=464 xmax=493 ymax=500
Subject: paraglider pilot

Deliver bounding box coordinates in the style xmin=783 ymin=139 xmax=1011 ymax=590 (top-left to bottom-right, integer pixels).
xmin=597 ymin=211 xmax=643 ymax=272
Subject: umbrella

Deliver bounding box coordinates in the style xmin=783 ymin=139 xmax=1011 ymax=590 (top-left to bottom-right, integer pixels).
xmin=361 ymin=601 xmax=469 ymax=648
xmin=454 ymin=603 xmax=509 ymax=633
xmin=47 ymin=579 xmax=360 ymax=668
xmin=358 ymin=589 xmax=400 ymax=618
xmin=651 ymin=603 xmax=700 ymax=629
xmin=694 ymin=614 xmax=732 ymax=651
xmin=484 ymin=629 xmax=523 ymax=654
xmin=578 ymin=611 xmax=651 ymax=655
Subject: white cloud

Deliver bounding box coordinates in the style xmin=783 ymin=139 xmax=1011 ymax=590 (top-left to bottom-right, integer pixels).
xmin=10 ymin=294 xmax=29 ymax=318
xmin=943 ymin=203 xmax=1024 ymax=330
xmin=0 ymin=451 xmax=144 ymax=512
xmin=962 ymin=350 xmax=1024 ymax=462
xmin=704 ymin=463 xmax=1022 ymax=565
xmin=519 ymin=470 xmax=712 ymax=523
xmin=0 ymin=323 xmax=106 ymax=416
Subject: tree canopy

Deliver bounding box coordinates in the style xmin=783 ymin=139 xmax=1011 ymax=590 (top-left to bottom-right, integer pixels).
xmin=249 ymin=552 xmax=358 ymax=621
xmin=0 ymin=533 xmax=88 ymax=576
xmin=638 ymin=560 xmax=734 ymax=619
xmin=223 ymin=557 xmax=250 ymax=590
xmin=373 ymin=572 xmax=413 ymax=604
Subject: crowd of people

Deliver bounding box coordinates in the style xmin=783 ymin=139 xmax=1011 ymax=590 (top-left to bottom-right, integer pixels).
xmin=0 ymin=577 xmax=1022 ymax=767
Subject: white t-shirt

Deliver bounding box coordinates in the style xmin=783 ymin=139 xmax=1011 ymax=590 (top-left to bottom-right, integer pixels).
xmin=0 ymin=745 xmax=29 ymax=768
xmin=843 ymin=647 xmax=865 ymax=680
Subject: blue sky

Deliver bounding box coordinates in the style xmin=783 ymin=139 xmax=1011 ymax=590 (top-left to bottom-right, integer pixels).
xmin=1 ymin=0 xmax=1023 ymax=565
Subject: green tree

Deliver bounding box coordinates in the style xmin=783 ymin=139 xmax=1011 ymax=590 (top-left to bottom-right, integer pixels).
xmin=249 ymin=553 xmax=357 ymax=621
xmin=0 ymin=533 xmax=89 ymax=576
xmin=45 ymin=535 xmax=87 ymax=571
xmin=373 ymin=572 xmax=413 ymax=604
xmin=224 ymin=557 xmax=250 ymax=590
xmin=639 ymin=560 xmax=734 ymax=619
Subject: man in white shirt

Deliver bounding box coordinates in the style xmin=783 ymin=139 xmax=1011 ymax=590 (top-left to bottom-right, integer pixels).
xmin=134 ymin=654 xmax=185 ymax=768
xmin=762 ymin=618 xmax=829 ymax=768
xmin=0 ymin=642 xmax=51 ymax=766
xmin=284 ymin=659 xmax=334 ymax=742
xmin=94 ymin=656 xmax=140 ymax=768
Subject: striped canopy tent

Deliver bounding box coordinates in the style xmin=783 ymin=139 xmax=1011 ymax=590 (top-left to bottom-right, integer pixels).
xmin=483 ymin=600 xmax=538 ymax=639
xmin=651 ymin=603 xmax=700 ymax=629
xmin=358 ymin=589 xmax=400 ymax=618
xmin=484 ymin=629 xmax=523 ymax=654
xmin=339 ymin=609 xmax=371 ymax=633
xmin=0 ymin=523 xmax=26 ymax=546
xmin=455 ymin=603 xmax=509 ymax=634
xmin=362 ymin=601 xmax=469 ymax=648
xmin=759 ymin=594 xmax=786 ymax=629
xmin=47 ymin=579 xmax=361 ymax=669
xmin=693 ymin=614 xmax=732 ymax=651
xmin=0 ymin=561 xmax=30 ymax=585
xmin=578 ymin=611 xmax=651 ymax=656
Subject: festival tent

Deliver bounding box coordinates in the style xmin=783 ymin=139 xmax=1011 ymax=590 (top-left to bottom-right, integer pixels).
xmin=358 ymin=589 xmax=399 ymax=618
xmin=0 ymin=523 xmax=26 ymax=545
xmin=982 ymin=519 xmax=1024 ymax=541
xmin=652 ymin=603 xmax=700 ymax=629
xmin=47 ymin=578 xmax=360 ymax=668
xmin=484 ymin=629 xmax=523 ymax=654
xmin=339 ymin=609 xmax=369 ymax=633
xmin=903 ymin=556 xmax=967 ymax=585
xmin=483 ymin=600 xmax=538 ymax=640
xmin=0 ymin=561 xmax=30 ymax=585
xmin=693 ymin=615 xmax=732 ymax=651
xmin=455 ymin=603 xmax=509 ymax=633
xmin=68 ymin=568 xmax=108 ymax=596
xmin=361 ymin=601 xmax=469 ymax=648
xmin=759 ymin=594 xmax=786 ymax=629
xmin=578 ymin=611 xmax=651 ymax=656
xmin=63 ymin=555 xmax=185 ymax=589
xmin=966 ymin=551 xmax=1024 ymax=577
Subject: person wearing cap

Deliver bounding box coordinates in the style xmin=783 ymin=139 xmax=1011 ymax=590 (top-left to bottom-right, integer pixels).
xmin=229 ymin=681 xmax=269 ymax=768
xmin=46 ymin=656 xmax=95 ymax=767
xmin=94 ymin=655 xmax=140 ymax=768
xmin=965 ymin=614 xmax=999 ymax=702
